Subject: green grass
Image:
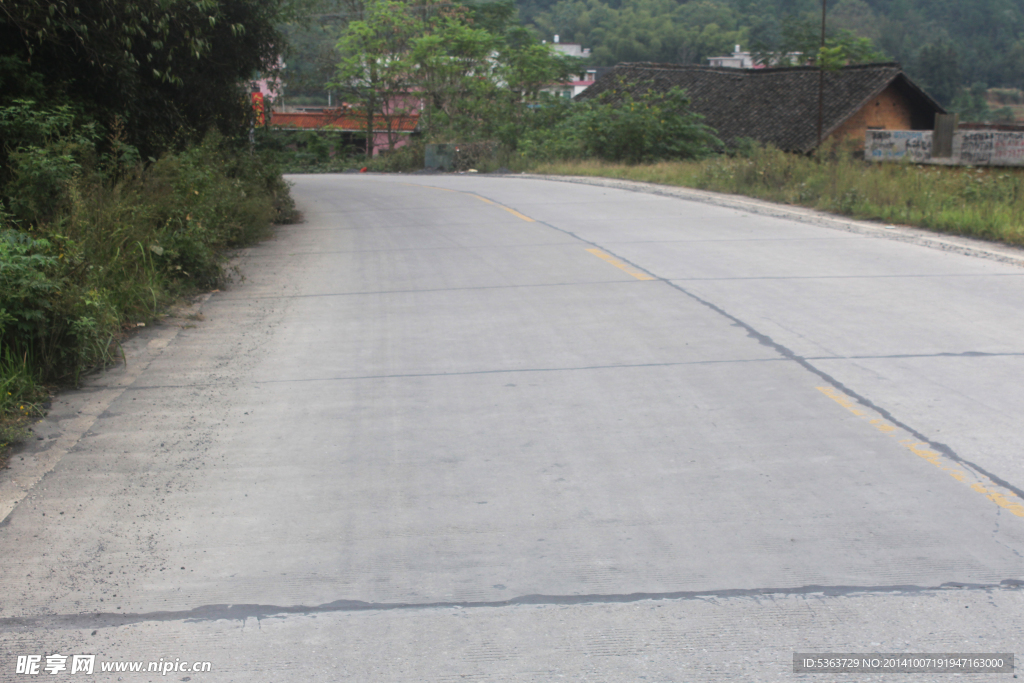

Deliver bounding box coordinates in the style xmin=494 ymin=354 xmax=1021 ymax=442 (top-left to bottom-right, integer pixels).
xmin=0 ymin=348 xmax=47 ymax=459
xmin=1 ymin=132 xmax=297 ymax=454
xmin=532 ymin=143 xmax=1024 ymax=247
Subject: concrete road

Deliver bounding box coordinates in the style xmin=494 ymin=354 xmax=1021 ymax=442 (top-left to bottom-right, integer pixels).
xmin=1 ymin=174 xmax=1023 ymax=682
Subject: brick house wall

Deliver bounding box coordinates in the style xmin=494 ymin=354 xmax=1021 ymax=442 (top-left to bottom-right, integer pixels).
xmin=829 ymin=83 xmax=915 ymax=148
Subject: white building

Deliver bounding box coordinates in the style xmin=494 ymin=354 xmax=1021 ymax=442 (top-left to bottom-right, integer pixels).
xmin=707 ymin=45 xmax=804 ymax=69
xmin=707 ymin=45 xmax=756 ymax=68
xmin=540 ymin=37 xmax=595 ymax=99
xmin=549 ymin=35 xmax=592 ymax=59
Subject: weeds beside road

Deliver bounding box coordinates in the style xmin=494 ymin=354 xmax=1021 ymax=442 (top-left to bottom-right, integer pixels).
xmin=1 ymin=123 xmax=297 ymax=453
xmin=535 ymin=143 xmax=1024 ymax=247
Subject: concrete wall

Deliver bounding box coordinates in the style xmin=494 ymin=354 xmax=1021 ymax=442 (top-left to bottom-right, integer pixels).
xmin=958 ymin=130 xmax=1024 ymax=165
xmin=864 ymin=130 xmax=933 ymax=162
xmin=830 ymin=84 xmax=916 ymax=148
xmin=866 ymin=129 xmax=1024 ymax=166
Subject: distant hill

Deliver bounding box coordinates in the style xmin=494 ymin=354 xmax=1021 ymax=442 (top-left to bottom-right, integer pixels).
xmin=278 ymin=0 xmax=1024 ymax=111
xmin=519 ymin=0 xmax=1024 ymax=106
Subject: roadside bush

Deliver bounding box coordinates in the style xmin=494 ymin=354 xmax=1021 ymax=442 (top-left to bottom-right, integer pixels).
xmin=0 ymin=102 xmax=296 ymax=422
xmin=257 ymin=129 xmax=364 ymax=173
xmin=0 ymin=100 xmax=98 ymax=224
xmin=519 ymin=87 xmax=721 ymax=164
xmin=366 ymin=139 xmax=426 ymax=172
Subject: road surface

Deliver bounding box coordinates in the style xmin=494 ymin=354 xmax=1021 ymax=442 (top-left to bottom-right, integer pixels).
xmin=1 ymin=174 xmax=1023 ymax=681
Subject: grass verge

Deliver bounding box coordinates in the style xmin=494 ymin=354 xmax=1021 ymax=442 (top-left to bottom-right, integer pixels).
xmin=532 ymin=142 xmax=1024 ymax=247
xmin=1 ymin=131 xmax=297 ymax=456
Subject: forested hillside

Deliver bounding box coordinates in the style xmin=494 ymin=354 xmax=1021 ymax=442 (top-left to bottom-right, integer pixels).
xmin=520 ymin=0 xmax=1024 ymax=106
xmin=281 ymin=0 xmax=1024 ymax=110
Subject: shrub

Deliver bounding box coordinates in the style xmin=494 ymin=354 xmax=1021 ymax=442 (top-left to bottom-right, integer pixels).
xmin=519 ymin=87 xmax=721 ymax=164
xmin=366 ymin=139 xmax=426 ymax=172
xmin=1 ymin=109 xmax=296 ymax=428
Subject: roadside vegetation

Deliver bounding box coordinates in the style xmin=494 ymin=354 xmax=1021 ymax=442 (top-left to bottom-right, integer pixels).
xmin=1 ymin=0 xmax=297 ymax=452
xmin=533 ymin=141 xmax=1024 ymax=247
xmin=266 ymin=83 xmax=720 ymax=173
xmin=297 ymin=0 xmax=1024 ymax=116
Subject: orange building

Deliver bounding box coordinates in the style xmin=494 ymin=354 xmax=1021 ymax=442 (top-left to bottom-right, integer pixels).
xmin=269 ymin=108 xmax=420 ymax=156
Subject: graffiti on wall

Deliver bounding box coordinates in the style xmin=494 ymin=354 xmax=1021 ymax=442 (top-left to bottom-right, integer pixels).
xmin=866 ymin=130 xmax=932 ymax=162
xmin=961 ymin=131 xmax=1024 ymax=165
xmin=867 ymin=129 xmax=1024 ymax=166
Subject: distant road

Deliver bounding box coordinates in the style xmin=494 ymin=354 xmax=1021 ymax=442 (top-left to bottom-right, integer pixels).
xmin=1 ymin=174 xmax=1022 ymax=682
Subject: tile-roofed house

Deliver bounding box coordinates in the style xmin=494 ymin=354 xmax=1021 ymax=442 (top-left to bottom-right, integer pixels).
xmin=576 ymin=62 xmax=945 ymax=153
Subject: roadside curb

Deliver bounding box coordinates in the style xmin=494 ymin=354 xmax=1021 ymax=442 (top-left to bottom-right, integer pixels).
xmin=521 ymin=174 xmax=1024 ymax=269
xmin=0 ymin=294 xmax=213 ymax=525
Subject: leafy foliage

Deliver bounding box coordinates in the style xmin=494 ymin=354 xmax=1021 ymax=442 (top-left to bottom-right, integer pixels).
xmin=520 ymin=86 xmax=721 ymax=163
xmin=517 ymin=0 xmax=1024 ymax=101
xmin=0 ymin=0 xmax=296 ymax=444
xmin=914 ymin=41 xmax=962 ymax=107
xmin=532 ymin=0 xmax=748 ymax=65
xmin=0 ymin=107 xmax=294 ymax=403
xmin=0 ymin=99 xmax=98 ymax=223
xmin=0 ymin=0 xmax=285 ymax=157
xmin=409 ymin=6 xmax=503 ymax=140
xmin=332 ymin=0 xmax=428 ymax=154
xmin=0 ymin=229 xmax=59 ymax=349
xmin=951 ymin=82 xmax=1015 ymax=123
xmin=751 ymin=14 xmax=885 ymax=67
xmin=331 ymin=0 xmax=579 ymax=150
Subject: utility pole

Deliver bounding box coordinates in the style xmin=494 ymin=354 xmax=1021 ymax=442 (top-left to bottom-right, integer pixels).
xmin=817 ymin=0 xmax=827 ymax=148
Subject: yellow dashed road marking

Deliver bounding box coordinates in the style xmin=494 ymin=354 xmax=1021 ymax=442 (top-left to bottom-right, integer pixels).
xmin=402 ymin=183 xmax=535 ymax=222
xmin=585 ymin=248 xmax=656 ymax=281
xmin=469 ymin=194 xmax=535 ymax=222
xmin=497 ymin=205 xmax=536 ymax=222
xmin=816 ymin=385 xmax=1024 ymax=517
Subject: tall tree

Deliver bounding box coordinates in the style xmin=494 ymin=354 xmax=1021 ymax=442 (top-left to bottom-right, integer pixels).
xmin=332 ymin=0 xmax=424 ymax=156
xmin=0 ymin=0 xmax=285 ymax=156
xmin=410 ymin=4 xmax=500 ymax=138
xmin=332 ymin=0 xmax=578 ymax=148
xmin=914 ymin=41 xmax=961 ymax=106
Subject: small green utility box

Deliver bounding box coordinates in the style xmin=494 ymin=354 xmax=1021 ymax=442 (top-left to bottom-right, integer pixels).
xmin=425 ymin=144 xmax=455 ymax=171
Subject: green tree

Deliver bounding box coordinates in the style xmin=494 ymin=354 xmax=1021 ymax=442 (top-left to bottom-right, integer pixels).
xmin=752 ymin=15 xmax=885 ymax=66
xmin=829 ymin=0 xmax=881 ymax=43
xmin=332 ymin=0 xmax=424 ymax=156
xmin=332 ymin=0 xmax=578 ymax=148
xmin=520 ymin=85 xmax=721 ymax=163
xmin=0 ymin=0 xmax=285 ymax=157
xmin=914 ymin=41 xmax=961 ymax=107
xmin=534 ymin=0 xmax=747 ymax=65
xmin=516 ymin=0 xmax=1024 ymax=96
xmin=280 ymin=22 xmax=344 ymax=104
xmin=951 ymin=81 xmax=993 ymax=122
xmin=410 ymin=5 xmax=501 ymax=139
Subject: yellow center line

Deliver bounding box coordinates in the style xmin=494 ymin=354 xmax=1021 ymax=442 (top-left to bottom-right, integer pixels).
xmin=468 ymin=194 xmax=536 ymax=222
xmin=499 ymin=204 xmax=536 ymax=222
xmin=585 ymin=248 xmax=656 ymax=281
xmin=401 ymin=183 xmax=535 ymax=222
xmin=816 ymin=385 xmax=1024 ymax=517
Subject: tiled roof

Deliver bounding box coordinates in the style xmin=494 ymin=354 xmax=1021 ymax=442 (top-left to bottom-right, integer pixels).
xmin=576 ymin=62 xmax=945 ymax=152
xmin=270 ymin=110 xmax=419 ymax=133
